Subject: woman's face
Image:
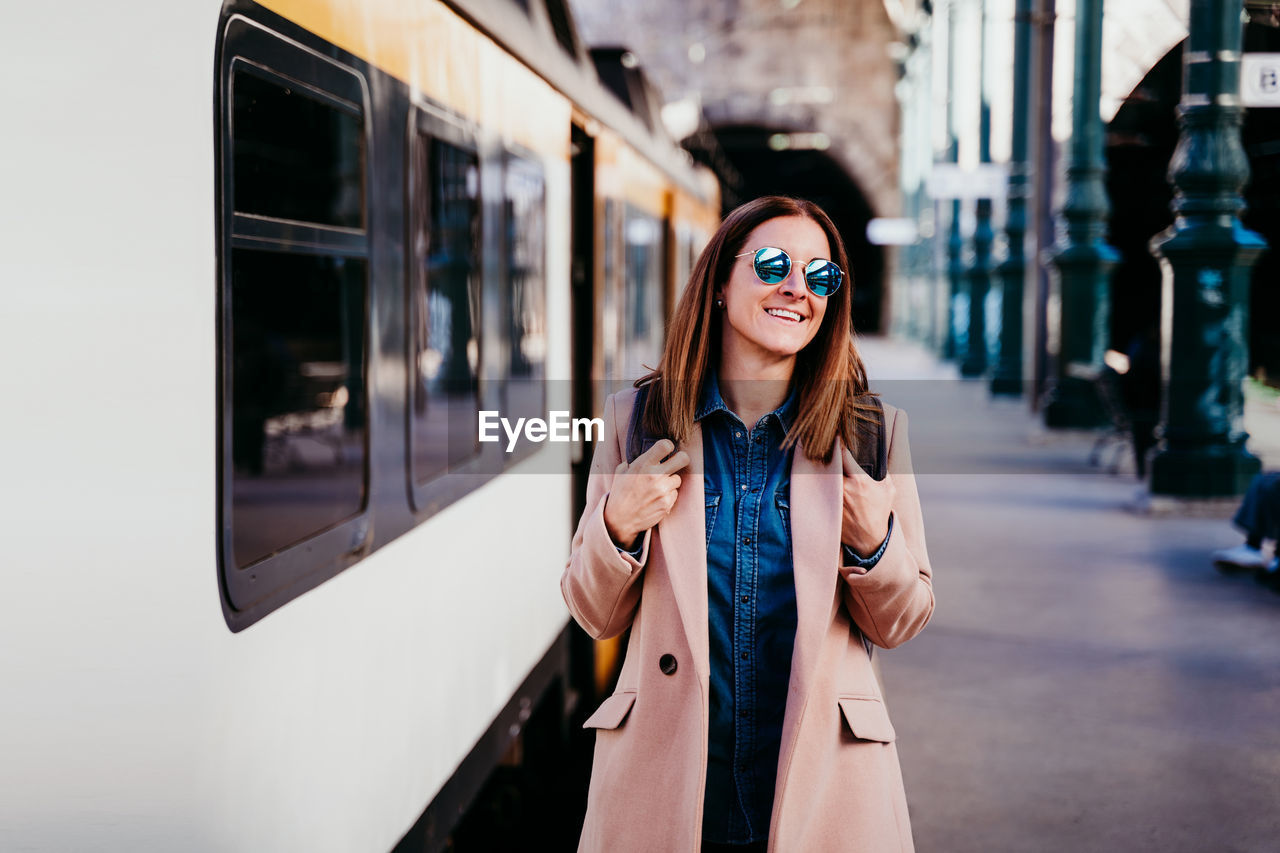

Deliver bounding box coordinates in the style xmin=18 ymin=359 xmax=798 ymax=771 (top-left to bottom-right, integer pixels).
xmin=717 ymin=215 xmax=832 ymax=372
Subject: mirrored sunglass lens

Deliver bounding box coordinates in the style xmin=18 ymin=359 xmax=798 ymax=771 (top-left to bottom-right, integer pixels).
xmin=805 ymin=260 xmax=843 ymax=295
xmin=753 ymin=247 xmax=790 ymax=283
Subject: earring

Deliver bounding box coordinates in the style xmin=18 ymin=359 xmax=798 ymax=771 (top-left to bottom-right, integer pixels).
xmin=715 ymin=298 xmax=724 ymax=308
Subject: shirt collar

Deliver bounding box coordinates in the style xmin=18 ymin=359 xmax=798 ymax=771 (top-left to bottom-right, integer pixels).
xmin=696 ymin=371 xmax=799 ymax=434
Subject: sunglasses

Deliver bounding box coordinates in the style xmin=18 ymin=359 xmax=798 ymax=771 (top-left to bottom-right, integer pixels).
xmin=734 ymin=246 xmax=844 ymax=297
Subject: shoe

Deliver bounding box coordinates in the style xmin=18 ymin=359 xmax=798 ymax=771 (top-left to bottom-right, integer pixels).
xmin=1212 ymin=543 xmax=1267 ymax=573
xmin=1256 ymin=556 xmax=1280 ymax=591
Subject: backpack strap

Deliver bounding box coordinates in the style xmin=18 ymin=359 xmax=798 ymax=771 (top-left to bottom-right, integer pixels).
xmin=851 ymin=396 xmax=888 ymax=664
xmin=630 ymin=386 xmax=887 ymax=473
xmin=625 ymin=382 xmax=653 ymax=464
xmin=852 ymin=396 xmax=888 ymax=482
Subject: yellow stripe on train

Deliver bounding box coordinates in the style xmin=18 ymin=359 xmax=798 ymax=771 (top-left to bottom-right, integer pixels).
xmin=257 ymin=0 xmax=571 ymax=160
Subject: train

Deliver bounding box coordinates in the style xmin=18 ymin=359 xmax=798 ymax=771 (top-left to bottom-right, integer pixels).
xmin=2 ymin=0 xmax=718 ymax=849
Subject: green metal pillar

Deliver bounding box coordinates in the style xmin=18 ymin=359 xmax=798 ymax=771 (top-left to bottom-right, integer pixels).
xmin=992 ymin=0 xmax=1034 ymax=396
xmin=944 ymin=200 xmax=965 ymax=360
xmin=895 ymin=25 xmax=929 ymax=344
xmin=1148 ymin=0 xmax=1265 ymax=496
xmin=961 ymin=0 xmax=993 ymax=378
xmin=942 ymin=0 xmax=965 ymax=361
xmin=907 ymin=15 xmax=933 ymax=347
xmin=1043 ymin=0 xmax=1116 ymax=427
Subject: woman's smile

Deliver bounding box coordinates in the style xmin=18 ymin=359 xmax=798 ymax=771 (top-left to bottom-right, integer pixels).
xmin=764 ymin=306 xmax=806 ymax=323
xmin=718 ymin=215 xmax=830 ymax=369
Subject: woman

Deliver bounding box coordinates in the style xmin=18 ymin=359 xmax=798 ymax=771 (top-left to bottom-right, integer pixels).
xmin=562 ymin=196 xmax=934 ymax=852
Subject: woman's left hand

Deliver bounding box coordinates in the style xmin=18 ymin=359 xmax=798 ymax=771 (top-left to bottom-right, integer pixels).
xmin=840 ymin=448 xmax=896 ymax=555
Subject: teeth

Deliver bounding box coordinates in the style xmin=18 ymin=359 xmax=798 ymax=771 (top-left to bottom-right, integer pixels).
xmin=766 ymin=308 xmax=803 ymax=322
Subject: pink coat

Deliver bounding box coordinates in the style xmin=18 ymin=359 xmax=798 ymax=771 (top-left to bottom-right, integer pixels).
xmin=562 ymin=387 xmax=934 ymax=852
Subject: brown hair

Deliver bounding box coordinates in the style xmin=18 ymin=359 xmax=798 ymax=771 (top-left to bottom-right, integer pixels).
xmin=634 ymin=195 xmax=876 ymax=464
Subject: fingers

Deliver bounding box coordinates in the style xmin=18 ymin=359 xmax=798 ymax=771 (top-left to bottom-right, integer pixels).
xmin=658 ymin=450 xmax=691 ymax=474
xmin=635 ymin=439 xmax=674 ymax=466
xmin=629 ymin=439 xmax=689 ymax=475
xmin=664 ymin=489 xmax=679 ymax=512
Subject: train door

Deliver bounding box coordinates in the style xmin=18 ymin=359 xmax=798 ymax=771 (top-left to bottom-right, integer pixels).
xmin=569 ymin=123 xmax=595 ymax=523
xmin=567 ymin=122 xmax=604 ymax=712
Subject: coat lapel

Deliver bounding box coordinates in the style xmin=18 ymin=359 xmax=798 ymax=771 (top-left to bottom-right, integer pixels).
xmin=776 ymin=438 xmax=844 ymax=781
xmin=787 ymin=438 xmax=844 ymax=696
xmin=654 ymin=421 xmax=709 ymax=684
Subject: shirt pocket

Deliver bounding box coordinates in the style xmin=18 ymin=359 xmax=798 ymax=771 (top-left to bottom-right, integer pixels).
xmin=774 ymin=491 xmax=792 ymax=553
xmin=704 ymin=488 xmax=722 ymax=548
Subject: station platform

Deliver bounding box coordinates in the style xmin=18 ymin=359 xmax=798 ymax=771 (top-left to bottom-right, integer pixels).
xmin=857 ymin=335 xmax=1280 ymax=852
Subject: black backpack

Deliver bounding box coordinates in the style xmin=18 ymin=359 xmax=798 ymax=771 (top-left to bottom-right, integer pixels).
xmin=626 ymin=382 xmax=888 ymax=665
xmin=626 ymin=382 xmax=887 ymax=480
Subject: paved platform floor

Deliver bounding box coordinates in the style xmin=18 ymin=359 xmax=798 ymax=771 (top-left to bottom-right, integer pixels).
xmin=859 ymin=336 xmax=1280 ymax=853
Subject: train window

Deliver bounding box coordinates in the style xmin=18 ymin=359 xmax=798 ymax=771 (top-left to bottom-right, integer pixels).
xmin=501 ymin=155 xmax=547 ymax=455
xmin=622 ymin=205 xmax=664 ymax=381
xmin=218 ymin=17 xmax=371 ymax=625
xmin=674 ymin=223 xmax=696 ymax=297
xmin=602 ymin=199 xmax=620 ymax=381
xmin=229 ymin=249 xmax=367 ymax=569
xmin=409 ymin=131 xmax=482 ymax=487
xmin=544 ymin=0 xmax=579 ymax=58
xmin=232 ymin=70 xmax=364 ymax=229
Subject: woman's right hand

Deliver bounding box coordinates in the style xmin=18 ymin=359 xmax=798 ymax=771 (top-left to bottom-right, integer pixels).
xmin=603 ymin=439 xmax=690 ymax=549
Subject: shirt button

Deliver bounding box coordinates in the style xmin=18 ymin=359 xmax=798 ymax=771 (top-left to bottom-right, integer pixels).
xmin=741 ymin=484 xmax=747 ymax=491
xmin=740 ymin=651 xmax=749 ymax=660
xmin=743 ymin=536 xmax=751 ymax=545
xmin=659 ymin=654 xmax=677 ymax=675
xmin=741 ymin=595 xmax=749 ymax=603
xmin=735 ymin=431 xmax=742 ymax=438
xmin=740 ymin=709 xmax=748 ymax=718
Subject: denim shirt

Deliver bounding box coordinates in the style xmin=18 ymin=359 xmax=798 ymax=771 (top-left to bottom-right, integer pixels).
xmin=697 ymin=374 xmax=800 ymax=844
xmin=615 ymin=378 xmax=891 ymax=845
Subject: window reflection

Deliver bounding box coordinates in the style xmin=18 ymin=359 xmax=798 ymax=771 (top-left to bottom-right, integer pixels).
xmin=411 ymin=134 xmax=482 ymax=484
xmin=622 ymin=205 xmax=664 ymax=382
xmin=230 ymin=250 xmax=367 ymax=569
xmin=504 ymin=157 xmax=547 ymax=425
xmin=232 ymin=69 xmax=365 ymax=229
xmin=602 ymin=200 xmax=620 ymax=381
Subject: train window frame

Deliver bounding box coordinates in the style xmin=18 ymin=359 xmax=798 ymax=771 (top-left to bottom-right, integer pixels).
xmin=405 ymin=102 xmax=504 ymax=516
xmin=620 ymin=202 xmax=665 ymax=383
xmin=497 ymin=147 xmax=550 ymax=469
xmin=216 ymin=15 xmax=374 ymax=624
xmin=601 ymin=198 xmax=621 ymax=382
xmin=543 ymin=0 xmax=581 ymax=59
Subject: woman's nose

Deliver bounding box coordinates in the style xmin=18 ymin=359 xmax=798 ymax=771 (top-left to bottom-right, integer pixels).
xmin=777 ymin=270 xmax=805 ymax=299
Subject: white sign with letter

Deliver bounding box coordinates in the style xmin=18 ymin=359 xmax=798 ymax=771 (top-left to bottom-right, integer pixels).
xmin=1242 ymin=54 xmax=1280 ymax=108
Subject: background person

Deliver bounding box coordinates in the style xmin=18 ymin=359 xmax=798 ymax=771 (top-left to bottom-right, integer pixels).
xmin=1213 ymin=471 xmax=1280 ymax=585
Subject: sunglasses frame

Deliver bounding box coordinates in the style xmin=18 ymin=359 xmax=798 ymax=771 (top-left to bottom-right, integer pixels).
xmin=733 ymin=246 xmax=844 ymax=297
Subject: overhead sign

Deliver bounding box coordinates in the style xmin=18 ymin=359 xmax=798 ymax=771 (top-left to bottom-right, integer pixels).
xmin=866 ymin=218 xmax=920 ymax=246
xmin=1242 ymin=54 xmax=1280 ymax=107
xmin=926 ymin=163 xmax=1008 ymax=199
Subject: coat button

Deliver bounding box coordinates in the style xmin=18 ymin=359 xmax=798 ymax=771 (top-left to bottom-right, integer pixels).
xmin=659 ymin=654 xmax=678 ymax=675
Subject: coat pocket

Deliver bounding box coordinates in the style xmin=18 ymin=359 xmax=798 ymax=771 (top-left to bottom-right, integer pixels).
xmin=582 ymin=690 xmax=637 ymax=730
xmin=837 ymin=695 xmax=897 ymax=743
